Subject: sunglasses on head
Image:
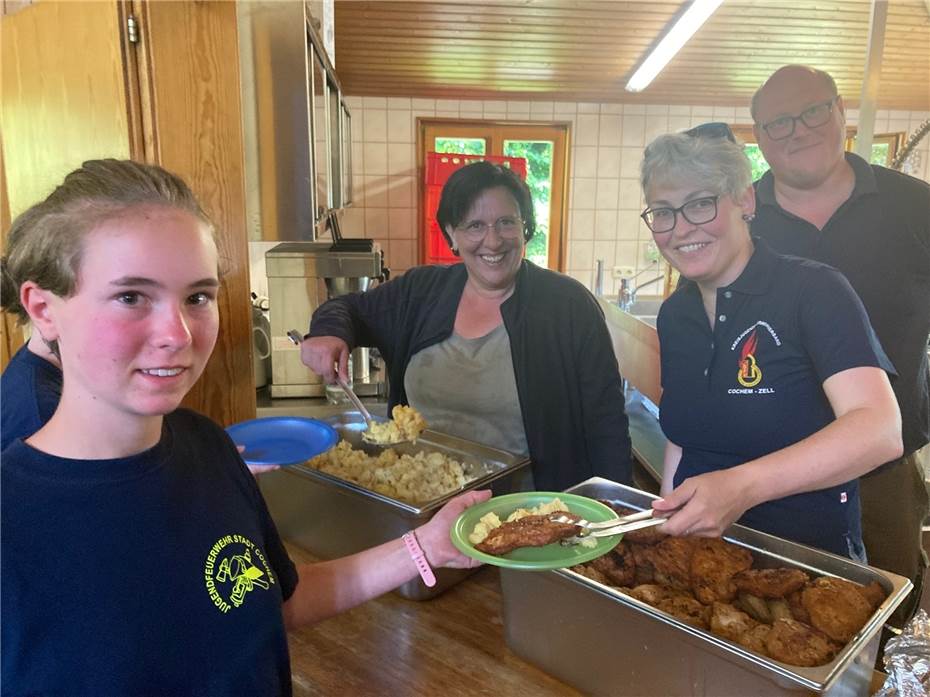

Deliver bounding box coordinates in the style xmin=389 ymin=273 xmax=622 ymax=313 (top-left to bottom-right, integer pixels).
xmin=684 ymin=122 xmax=736 ymax=143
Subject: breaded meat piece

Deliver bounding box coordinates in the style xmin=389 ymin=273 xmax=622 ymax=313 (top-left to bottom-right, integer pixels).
xmin=733 ymin=568 xmax=810 ymax=598
xmin=629 ymin=583 xmax=675 ymax=605
xmin=765 ymin=618 xmax=840 ymax=667
xmin=786 ymin=588 xmax=810 ymax=624
xmin=710 ymin=602 xmax=759 ymax=643
xmin=651 ymin=536 xmax=701 ymax=590
xmin=659 ymin=591 xmax=712 ymax=630
xmin=690 ymin=538 xmax=753 ymax=604
xmin=801 ymin=576 xmax=873 ymax=643
xmin=859 ymin=581 xmax=886 ymax=610
xmin=630 ymin=584 xmax=710 ymax=629
xmin=588 ymin=540 xmax=637 ymax=587
xmin=629 ymin=542 xmax=657 ymax=584
xmin=571 ymin=563 xmax=611 ymax=585
xmin=474 ymin=512 xmax=580 ymax=556
xmin=738 ymin=624 xmax=772 ymax=654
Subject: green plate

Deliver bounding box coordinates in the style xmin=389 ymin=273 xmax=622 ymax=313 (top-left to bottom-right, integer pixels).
xmin=450 ymin=491 xmax=621 ymax=570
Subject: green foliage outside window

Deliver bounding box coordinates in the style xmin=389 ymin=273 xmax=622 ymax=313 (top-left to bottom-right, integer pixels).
xmin=434 ymin=138 xmax=485 ymax=155
xmin=870 ymin=143 xmax=889 ymax=166
xmin=504 ymin=140 xmax=553 ymax=267
xmin=743 ymin=144 xmax=771 ymax=181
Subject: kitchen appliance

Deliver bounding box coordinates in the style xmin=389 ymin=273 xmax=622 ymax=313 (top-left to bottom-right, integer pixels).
xmin=251 ymin=298 xmax=272 ymax=389
xmin=266 ymin=241 xmax=382 ymax=398
xmin=501 ymin=478 xmax=911 ymax=696
xmin=257 ymin=410 xmax=531 ymax=599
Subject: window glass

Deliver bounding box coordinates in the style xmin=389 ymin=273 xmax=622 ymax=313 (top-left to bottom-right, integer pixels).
xmin=504 ymin=140 xmax=554 ymax=268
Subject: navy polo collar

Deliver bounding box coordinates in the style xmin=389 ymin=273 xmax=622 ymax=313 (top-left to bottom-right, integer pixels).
xmin=756 ymin=152 xmax=878 ymax=209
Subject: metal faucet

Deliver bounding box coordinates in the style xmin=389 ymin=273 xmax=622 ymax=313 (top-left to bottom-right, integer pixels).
xmin=618 ymin=265 xmax=665 ymax=311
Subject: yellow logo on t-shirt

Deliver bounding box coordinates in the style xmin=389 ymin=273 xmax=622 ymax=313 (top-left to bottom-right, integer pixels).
xmin=737 ymin=330 xmax=763 ymax=388
xmin=204 ymin=534 xmax=276 ymax=613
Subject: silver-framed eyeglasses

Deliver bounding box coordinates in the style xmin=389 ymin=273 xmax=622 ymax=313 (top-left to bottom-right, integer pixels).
xmin=454 ymin=216 xmax=524 ymax=241
xmin=641 ymin=196 xmax=719 ymax=234
xmin=759 ymin=96 xmax=839 ymax=141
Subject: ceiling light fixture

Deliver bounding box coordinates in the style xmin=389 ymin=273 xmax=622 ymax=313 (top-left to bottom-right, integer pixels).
xmin=625 ymin=0 xmax=724 ymax=93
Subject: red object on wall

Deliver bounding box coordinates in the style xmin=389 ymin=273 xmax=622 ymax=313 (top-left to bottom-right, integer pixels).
xmin=421 ymin=152 xmax=528 ymax=265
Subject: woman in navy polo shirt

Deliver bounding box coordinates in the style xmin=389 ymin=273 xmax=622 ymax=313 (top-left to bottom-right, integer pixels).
xmin=639 ymin=126 xmax=902 ymax=559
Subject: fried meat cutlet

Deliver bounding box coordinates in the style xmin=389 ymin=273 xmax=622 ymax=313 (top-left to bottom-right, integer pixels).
xmin=629 ymin=542 xmax=657 ymax=584
xmin=630 ymin=584 xmax=710 ymax=629
xmin=651 ymin=536 xmax=701 ymax=590
xmin=588 ymin=540 xmax=637 ymax=587
xmin=801 ymin=577 xmax=874 ymax=643
xmin=571 ymin=563 xmax=611 ymax=585
xmin=474 ymin=512 xmax=580 ymax=556
xmin=733 ymin=568 xmax=810 ymax=598
xmin=737 ymin=624 xmax=772 ymax=654
xmin=709 ymin=602 xmax=759 ymax=643
xmin=690 ymin=538 xmax=753 ymax=604
xmin=859 ymin=581 xmax=886 ymax=610
xmin=786 ymin=588 xmax=810 ymax=624
xmin=660 ymin=592 xmax=712 ymax=630
xmin=764 ymin=618 xmax=840 ymax=667
xmin=628 ymin=583 xmax=675 ymax=605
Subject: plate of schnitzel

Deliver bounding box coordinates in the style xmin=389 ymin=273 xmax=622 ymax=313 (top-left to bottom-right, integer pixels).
xmin=450 ymin=492 xmax=622 ymax=570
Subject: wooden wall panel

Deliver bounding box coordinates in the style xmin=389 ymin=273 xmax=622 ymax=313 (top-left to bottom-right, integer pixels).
xmin=140 ymin=0 xmax=255 ymax=426
xmin=334 ymin=0 xmax=930 ymax=110
xmin=0 ymin=0 xmax=131 ymax=220
xmin=0 ymin=0 xmax=131 ymax=373
xmin=1 ymin=137 xmax=24 ymax=371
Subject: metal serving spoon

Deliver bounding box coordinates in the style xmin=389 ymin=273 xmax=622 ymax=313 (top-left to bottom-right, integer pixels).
xmin=336 ymin=373 xmax=409 ymax=446
xmin=287 ymin=329 xmax=408 ymax=445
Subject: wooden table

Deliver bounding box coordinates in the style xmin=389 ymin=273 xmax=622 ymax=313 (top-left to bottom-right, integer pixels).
xmin=284 ymin=544 xmax=581 ymax=697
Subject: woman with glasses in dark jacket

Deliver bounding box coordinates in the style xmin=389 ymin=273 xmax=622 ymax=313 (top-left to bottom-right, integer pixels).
xmin=641 ymin=125 xmax=901 ymax=558
xmin=300 ymin=160 xmax=633 ymax=491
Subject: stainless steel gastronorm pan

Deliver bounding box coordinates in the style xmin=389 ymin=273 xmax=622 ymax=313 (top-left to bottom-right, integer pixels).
xmin=500 ymin=478 xmax=912 ymax=696
xmin=259 ymin=410 xmax=531 ymax=599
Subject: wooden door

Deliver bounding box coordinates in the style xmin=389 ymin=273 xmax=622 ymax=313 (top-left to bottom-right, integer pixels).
xmin=0 ymin=0 xmax=133 ymax=364
xmin=137 ymin=0 xmax=254 ymax=425
xmin=419 ymin=119 xmax=569 ymax=271
xmin=0 ymin=0 xmax=254 ymax=427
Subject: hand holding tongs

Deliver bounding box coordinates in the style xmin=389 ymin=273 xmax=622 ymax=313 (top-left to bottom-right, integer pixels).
xmin=556 ymin=508 xmax=668 ymax=539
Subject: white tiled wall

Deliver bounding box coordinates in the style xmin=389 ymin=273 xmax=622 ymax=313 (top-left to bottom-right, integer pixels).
xmin=248 ymin=97 xmax=930 ymax=298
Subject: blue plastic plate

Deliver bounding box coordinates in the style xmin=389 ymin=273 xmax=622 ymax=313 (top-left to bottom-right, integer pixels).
xmin=226 ymin=416 xmax=338 ymax=466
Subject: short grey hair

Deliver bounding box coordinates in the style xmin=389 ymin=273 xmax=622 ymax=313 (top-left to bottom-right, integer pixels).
xmin=640 ymin=133 xmax=752 ymax=201
xmin=750 ymin=65 xmax=838 ymax=121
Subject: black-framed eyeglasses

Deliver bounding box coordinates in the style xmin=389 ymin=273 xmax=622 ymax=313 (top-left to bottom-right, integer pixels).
xmin=641 ymin=195 xmax=719 ymax=234
xmin=684 ymin=122 xmax=736 ymax=143
xmin=453 ymin=216 xmax=525 ymax=241
xmin=759 ymin=96 xmax=839 ymax=141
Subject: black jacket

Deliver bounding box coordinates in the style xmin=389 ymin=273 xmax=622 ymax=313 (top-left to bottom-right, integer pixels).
xmin=309 ymin=261 xmax=633 ymax=490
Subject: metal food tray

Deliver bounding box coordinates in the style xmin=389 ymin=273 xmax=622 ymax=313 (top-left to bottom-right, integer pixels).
xmin=259 ymin=411 xmax=531 ymax=599
xmin=500 ymin=478 xmax=912 ymax=696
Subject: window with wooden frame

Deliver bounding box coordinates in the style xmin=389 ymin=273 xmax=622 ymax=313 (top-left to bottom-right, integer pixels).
xmin=418 ymin=119 xmax=569 ymax=271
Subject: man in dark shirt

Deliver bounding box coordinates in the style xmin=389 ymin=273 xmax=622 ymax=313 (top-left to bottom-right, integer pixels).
xmin=750 ymin=64 xmax=930 ymax=625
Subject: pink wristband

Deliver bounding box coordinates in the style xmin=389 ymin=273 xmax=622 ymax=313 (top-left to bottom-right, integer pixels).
xmin=403 ymin=531 xmax=437 ymax=587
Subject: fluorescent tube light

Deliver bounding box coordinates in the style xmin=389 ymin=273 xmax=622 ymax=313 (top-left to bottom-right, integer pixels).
xmin=625 ymin=0 xmax=724 ymax=92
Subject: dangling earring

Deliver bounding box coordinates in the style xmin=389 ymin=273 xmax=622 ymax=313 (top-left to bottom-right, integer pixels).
xmin=742 ymin=213 xmax=755 ymax=222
